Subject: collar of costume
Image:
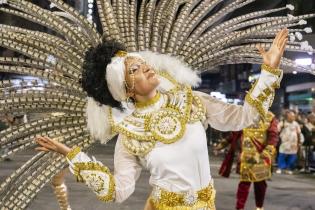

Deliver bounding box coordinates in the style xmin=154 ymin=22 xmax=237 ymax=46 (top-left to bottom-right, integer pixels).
xmin=105 ymin=51 xmax=143 ymax=102
xmin=134 ymin=91 xmax=161 ymax=109
xmin=109 ymin=84 xmax=206 ymax=156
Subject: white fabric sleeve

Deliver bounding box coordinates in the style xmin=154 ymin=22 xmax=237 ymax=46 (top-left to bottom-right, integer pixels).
xmin=194 ymin=65 xmax=283 ymax=131
xmin=244 ymin=65 xmax=283 ymax=120
xmin=194 ymin=91 xmax=258 ymax=131
xmin=65 ymin=135 xmax=142 ymax=203
xmin=113 ymin=135 xmax=142 ymax=203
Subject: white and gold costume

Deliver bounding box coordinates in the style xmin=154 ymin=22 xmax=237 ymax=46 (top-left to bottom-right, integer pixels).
xmin=1 ymin=1 xmax=314 ymax=209
xmin=66 ymin=65 xmax=282 ymax=209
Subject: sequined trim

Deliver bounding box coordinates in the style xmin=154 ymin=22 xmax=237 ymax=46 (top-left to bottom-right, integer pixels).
xmin=261 ymin=64 xmax=282 ymax=76
xmin=66 ymin=146 xmax=81 ymax=161
xmin=245 ymin=79 xmax=278 ymax=121
xmin=73 ymin=162 xmax=115 ymax=202
xmin=150 ymin=182 xmax=216 ymax=210
xmin=245 ymin=94 xmax=266 ymax=119
xmin=135 ymin=91 xmax=161 ymax=109
xmin=115 ymin=50 xmax=127 ymax=57
xmin=112 ymin=86 xmax=193 ymax=143
xmin=189 ymin=94 xmax=206 ymax=123
xmin=240 ymin=117 xmax=275 ymax=182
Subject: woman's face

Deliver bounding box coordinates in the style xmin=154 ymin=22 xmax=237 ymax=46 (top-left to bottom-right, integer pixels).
xmin=124 ymin=56 xmax=160 ymax=97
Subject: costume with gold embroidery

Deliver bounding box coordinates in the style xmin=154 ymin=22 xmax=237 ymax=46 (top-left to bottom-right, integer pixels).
xmin=218 ymin=112 xmax=279 ymax=210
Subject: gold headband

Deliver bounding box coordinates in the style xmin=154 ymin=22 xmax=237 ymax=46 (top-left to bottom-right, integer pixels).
xmin=115 ymin=50 xmax=127 ymax=57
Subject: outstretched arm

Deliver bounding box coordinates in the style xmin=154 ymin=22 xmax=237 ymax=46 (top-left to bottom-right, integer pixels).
xmin=36 ymin=135 xmax=142 ymax=203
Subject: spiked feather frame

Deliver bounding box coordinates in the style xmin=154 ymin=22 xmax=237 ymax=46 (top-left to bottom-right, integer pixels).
xmin=0 ymin=0 xmax=314 ymax=209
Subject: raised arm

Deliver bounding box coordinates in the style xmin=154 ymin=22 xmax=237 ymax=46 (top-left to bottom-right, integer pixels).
xmin=194 ymin=28 xmax=288 ymax=131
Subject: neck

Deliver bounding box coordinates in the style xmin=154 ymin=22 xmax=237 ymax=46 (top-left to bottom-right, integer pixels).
xmin=134 ymin=90 xmax=160 ymax=109
xmin=135 ymin=89 xmax=158 ymax=103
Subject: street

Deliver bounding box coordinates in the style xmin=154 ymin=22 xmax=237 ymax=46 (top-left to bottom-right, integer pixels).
xmin=1 ymin=141 xmax=315 ymax=210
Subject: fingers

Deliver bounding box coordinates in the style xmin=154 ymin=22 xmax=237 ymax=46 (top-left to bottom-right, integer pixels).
xmin=273 ymin=28 xmax=287 ymax=45
xmin=273 ymin=29 xmax=284 ymax=45
xmin=277 ymin=29 xmax=289 ymax=48
xmin=35 ymin=137 xmax=55 ymax=150
xmin=275 ymin=28 xmax=288 ymax=47
xmin=256 ymin=44 xmax=266 ymax=55
xmin=35 ymin=147 xmax=50 ymax=152
xmin=280 ymin=38 xmax=288 ymax=55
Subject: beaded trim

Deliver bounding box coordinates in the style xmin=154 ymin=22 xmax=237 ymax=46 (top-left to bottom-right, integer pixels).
xmin=66 ymin=146 xmax=81 ymax=161
xmin=150 ymin=182 xmax=216 ymax=209
xmin=245 ymin=94 xmax=266 ymax=120
xmin=111 ymin=86 xmax=193 ymax=143
xmin=110 ymin=86 xmax=206 ymax=156
xmin=261 ymin=64 xmax=282 ymax=76
xmin=73 ymin=162 xmax=115 ymax=202
xmin=135 ymin=91 xmax=161 ymax=109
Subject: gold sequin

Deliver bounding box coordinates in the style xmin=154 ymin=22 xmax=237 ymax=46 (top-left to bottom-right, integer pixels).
xmin=73 ymin=162 xmax=115 ymax=202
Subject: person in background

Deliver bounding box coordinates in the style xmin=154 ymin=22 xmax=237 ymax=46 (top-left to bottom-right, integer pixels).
xmin=277 ymin=110 xmax=301 ymax=174
xmin=216 ymin=112 xmax=278 ymax=210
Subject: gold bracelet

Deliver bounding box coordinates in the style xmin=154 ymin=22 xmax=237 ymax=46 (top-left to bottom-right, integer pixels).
xmin=66 ymin=146 xmax=81 ymax=161
xmin=261 ymin=64 xmax=282 ymax=76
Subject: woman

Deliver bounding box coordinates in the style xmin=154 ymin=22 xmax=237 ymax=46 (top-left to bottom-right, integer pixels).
xmin=36 ymin=29 xmax=288 ymax=210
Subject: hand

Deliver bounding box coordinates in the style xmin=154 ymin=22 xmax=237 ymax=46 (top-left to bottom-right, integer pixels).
xmin=256 ymin=28 xmax=289 ymax=69
xmin=35 ymin=136 xmax=71 ymax=156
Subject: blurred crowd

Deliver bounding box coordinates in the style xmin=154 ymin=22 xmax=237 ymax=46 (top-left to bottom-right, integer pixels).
xmin=210 ymin=105 xmax=315 ymax=175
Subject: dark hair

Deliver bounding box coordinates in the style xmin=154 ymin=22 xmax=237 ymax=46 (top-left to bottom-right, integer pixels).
xmin=82 ymin=40 xmax=126 ymax=110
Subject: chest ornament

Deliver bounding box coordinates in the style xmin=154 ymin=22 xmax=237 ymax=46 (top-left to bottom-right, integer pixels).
xmin=111 ymin=86 xmax=206 ymax=156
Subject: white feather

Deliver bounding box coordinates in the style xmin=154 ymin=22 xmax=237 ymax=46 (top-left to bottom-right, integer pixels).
xmin=295 ymin=32 xmax=303 ymax=40
xmin=300 ymin=41 xmax=309 ymax=50
xmin=49 ymin=3 xmax=56 ymax=9
xmin=287 ymin=14 xmax=294 ymax=20
xmin=138 ymin=51 xmax=201 ymax=87
xmin=289 ymin=34 xmax=296 ymax=42
xmin=304 ymin=27 xmax=313 ymax=33
xmin=86 ymin=97 xmax=112 ymax=144
xmin=299 ymin=20 xmax=307 ymax=25
xmin=286 ymin=4 xmax=295 ymax=11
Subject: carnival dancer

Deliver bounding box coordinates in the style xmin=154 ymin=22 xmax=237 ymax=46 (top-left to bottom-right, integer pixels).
xmin=1 ymin=1 xmax=313 ymax=209
xmin=217 ymin=112 xmax=278 ymax=210
xmin=36 ymin=29 xmax=287 ymax=209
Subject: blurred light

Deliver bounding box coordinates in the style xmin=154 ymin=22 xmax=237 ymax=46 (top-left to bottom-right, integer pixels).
xmin=88 ymin=3 xmax=94 ymax=9
xmin=292 ymin=71 xmax=297 ymax=74
xmin=210 ymin=92 xmax=227 ymax=102
xmin=295 ymin=58 xmax=312 ymax=66
xmin=248 ymin=74 xmax=260 ymax=82
xmin=88 ymin=0 xmax=94 ymax=3
xmin=88 ymin=9 xmax=93 ymax=14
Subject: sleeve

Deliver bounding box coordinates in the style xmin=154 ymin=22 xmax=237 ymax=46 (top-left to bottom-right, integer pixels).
xmin=66 ymin=135 xmax=142 ymax=203
xmin=195 ymin=64 xmax=283 ymax=131
xmin=262 ymin=117 xmax=279 ymax=161
xmin=296 ymin=122 xmax=302 ymax=134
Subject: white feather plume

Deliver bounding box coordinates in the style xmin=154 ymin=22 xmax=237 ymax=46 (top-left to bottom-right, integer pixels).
xmin=86 ymin=97 xmax=112 ymax=144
